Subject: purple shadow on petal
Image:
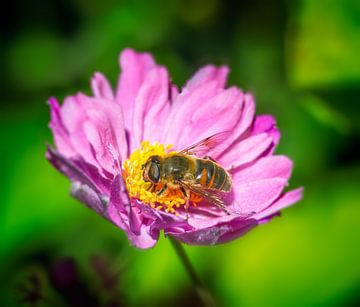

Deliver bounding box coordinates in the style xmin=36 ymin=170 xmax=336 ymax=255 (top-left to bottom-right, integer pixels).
xmin=256 ymin=212 xmax=281 ymax=224
xmin=216 ymin=218 xmax=258 ymax=244
xmin=70 ymin=181 xmax=109 ymax=218
xmin=107 ymin=176 xmax=159 ymax=249
xmin=128 ymin=203 xmax=144 ymax=235
xmin=46 ymin=146 xmax=112 ymax=194
xmin=172 ymin=217 xmax=257 ymax=246
xmin=47 ymin=146 xmax=113 ymax=219
xmin=107 ymin=176 xmax=130 ymax=231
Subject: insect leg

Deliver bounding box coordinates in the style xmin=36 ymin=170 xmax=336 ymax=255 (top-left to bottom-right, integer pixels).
xmin=146 ymin=184 xmax=155 ymax=192
xmin=180 ymin=186 xmax=190 ymax=220
xmin=180 ymin=186 xmax=188 ymax=198
xmin=157 ymin=183 xmax=168 ymax=196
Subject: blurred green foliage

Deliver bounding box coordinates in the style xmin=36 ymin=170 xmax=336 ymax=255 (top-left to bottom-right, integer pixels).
xmin=1 ymin=0 xmax=359 ymax=306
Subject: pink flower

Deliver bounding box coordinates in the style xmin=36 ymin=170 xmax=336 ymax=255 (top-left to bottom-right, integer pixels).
xmin=47 ymin=48 xmax=302 ymax=249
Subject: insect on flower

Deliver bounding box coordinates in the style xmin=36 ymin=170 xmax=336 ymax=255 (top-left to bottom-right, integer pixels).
xmin=141 ymin=132 xmax=233 ymax=216
xmin=47 ymin=48 xmax=303 ymax=248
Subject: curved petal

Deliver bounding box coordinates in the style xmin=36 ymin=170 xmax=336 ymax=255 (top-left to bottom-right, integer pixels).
xmin=60 ymin=94 xmax=97 ymax=165
xmin=46 ymin=146 xmax=112 ymax=194
xmin=171 ymin=87 xmax=244 ymax=150
xmin=231 ymin=178 xmax=288 ymax=214
xmin=173 ymin=217 xmax=257 ymax=245
xmin=235 ymin=93 xmax=256 ymax=139
xmin=216 ymin=93 xmax=256 ymax=160
xmin=181 ymin=65 xmax=229 ymax=94
xmin=187 ymin=211 xmax=237 ymax=229
xmin=70 ymin=181 xmax=109 ymax=218
xmin=107 ymin=176 xmax=159 ymax=249
xmin=91 ymin=72 xmax=114 ymax=100
xmin=181 ymin=87 xmax=243 ymax=147
xmin=232 ymin=155 xmax=293 ymax=182
xmin=230 ymin=156 xmax=293 ymax=214
xmin=48 ymin=97 xmax=75 ymax=157
xmin=47 ymin=147 xmax=112 ymax=220
xmin=151 ymin=211 xmax=193 ymax=237
xmin=216 ymin=218 xmax=258 ymax=244
xmin=162 ymin=80 xmax=220 ymax=146
xmin=219 ymin=133 xmax=273 ymax=169
xmin=252 ymin=114 xmax=280 ymax=145
xmin=173 ymin=224 xmax=232 ymax=245
xmin=83 ymin=97 xmax=128 ymax=172
xmin=255 ymin=187 xmax=304 ymax=220
xmin=115 ymin=49 xmax=157 ymax=131
xmin=132 ymin=67 xmax=171 ymax=148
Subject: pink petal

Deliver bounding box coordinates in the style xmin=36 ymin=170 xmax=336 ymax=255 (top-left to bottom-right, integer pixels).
xmin=232 ymin=155 xmax=293 ymax=182
xmin=173 ymin=225 xmax=232 ymax=245
xmin=115 ymin=48 xmax=156 ymax=131
xmin=162 ymin=81 xmax=220 ymax=146
xmin=216 ymin=218 xmax=258 ymax=244
xmin=173 ymin=218 xmax=257 ymax=246
xmin=211 ymin=93 xmax=256 ymax=161
xmin=255 ymin=187 xmax=304 ymax=220
xmin=182 ymin=65 xmax=229 ymax=93
xmin=128 ymin=205 xmax=144 ymax=235
xmin=150 ymin=210 xmax=193 ymax=236
xmin=83 ymin=98 xmax=127 ymax=172
xmin=107 ymin=176 xmax=129 ymax=228
xmin=188 ymin=211 xmax=237 ymax=229
xmin=60 ymin=94 xmax=87 ymax=133
xmin=219 ymin=133 xmax=273 ymax=169
xmin=46 ymin=146 xmax=112 ymax=194
xmin=231 ymin=178 xmax=289 ymax=214
xmin=175 ymin=87 xmax=244 ymax=150
xmin=48 ymin=97 xmax=75 ymax=156
xmin=70 ymin=181 xmax=109 ymax=218
xmin=91 ymin=72 xmax=114 ymax=100
xmin=239 ymin=94 xmax=256 ymax=134
xmin=252 ymin=114 xmax=280 ymax=146
xmin=107 ymin=176 xmax=159 ymax=249
xmin=132 ymin=67 xmax=171 ymax=148
xmin=186 ymin=87 xmax=242 ymax=137
xmin=60 ymin=94 xmax=97 ymax=165
xmin=224 ymin=93 xmax=256 ymax=146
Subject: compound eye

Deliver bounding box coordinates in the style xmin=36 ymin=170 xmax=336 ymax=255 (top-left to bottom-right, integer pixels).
xmin=151 ymin=156 xmax=160 ymax=164
xmin=149 ymin=163 xmax=160 ymax=183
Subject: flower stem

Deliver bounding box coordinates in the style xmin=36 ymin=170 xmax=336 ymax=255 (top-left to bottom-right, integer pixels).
xmin=169 ymin=237 xmax=217 ymax=307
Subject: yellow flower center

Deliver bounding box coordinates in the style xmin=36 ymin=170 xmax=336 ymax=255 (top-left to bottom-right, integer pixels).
xmin=122 ymin=141 xmax=201 ymax=214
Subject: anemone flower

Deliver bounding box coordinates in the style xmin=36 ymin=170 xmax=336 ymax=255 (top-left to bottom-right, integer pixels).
xmin=47 ymin=48 xmax=302 ymax=249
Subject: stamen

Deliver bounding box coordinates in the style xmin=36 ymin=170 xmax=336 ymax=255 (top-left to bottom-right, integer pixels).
xmin=122 ymin=141 xmax=202 ymax=214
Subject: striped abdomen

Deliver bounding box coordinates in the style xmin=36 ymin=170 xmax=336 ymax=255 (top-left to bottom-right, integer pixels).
xmin=194 ymin=159 xmax=232 ymax=191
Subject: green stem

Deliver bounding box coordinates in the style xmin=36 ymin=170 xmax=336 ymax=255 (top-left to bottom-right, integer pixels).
xmin=169 ymin=237 xmax=217 ymax=307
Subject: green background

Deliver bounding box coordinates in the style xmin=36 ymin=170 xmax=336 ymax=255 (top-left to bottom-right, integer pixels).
xmin=1 ymin=0 xmax=359 ymax=306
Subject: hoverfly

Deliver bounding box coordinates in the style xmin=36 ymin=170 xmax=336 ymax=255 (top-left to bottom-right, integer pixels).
xmin=142 ymin=133 xmax=232 ymax=214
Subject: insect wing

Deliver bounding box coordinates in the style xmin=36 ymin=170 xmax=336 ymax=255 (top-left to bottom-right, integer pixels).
xmin=178 ymin=180 xmax=230 ymax=214
xmin=178 ymin=131 xmax=231 ymax=157
xmin=178 ymin=180 xmax=256 ymax=218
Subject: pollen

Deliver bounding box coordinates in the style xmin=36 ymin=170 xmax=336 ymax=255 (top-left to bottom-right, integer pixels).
xmin=122 ymin=141 xmax=200 ymax=214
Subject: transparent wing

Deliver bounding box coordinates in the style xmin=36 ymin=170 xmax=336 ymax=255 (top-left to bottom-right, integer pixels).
xmin=178 ymin=180 xmax=257 ymax=218
xmin=178 ymin=131 xmax=232 ymax=157
xmin=178 ymin=180 xmax=231 ymax=214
